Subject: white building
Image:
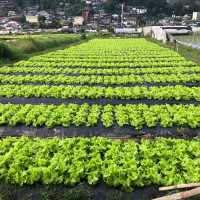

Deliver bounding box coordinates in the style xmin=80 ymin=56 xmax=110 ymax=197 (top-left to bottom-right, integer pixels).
xmin=3 ymin=21 xmax=21 ymax=31
xmin=192 ymin=12 xmax=200 ymax=21
xmin=8 ymin=10 xmax=17 ymax=17
xmin=26 ymin=15 xmax=39 ymax=23
xmin=73 ymin=16 xmax=84 ymax=26
xmin=115 ymin=28 xmax=137 ymax=34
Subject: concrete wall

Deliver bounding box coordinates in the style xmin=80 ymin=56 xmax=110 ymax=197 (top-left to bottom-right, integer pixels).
xmin=143 ymin=26 xmax=167 ymax=43
xmin=142 ymin=26 xmax=152 ymax=36
xmin=192 ymin=27 xmax=200 ymax=33
xmin=142 ymin=25 xmax=193 ymax=43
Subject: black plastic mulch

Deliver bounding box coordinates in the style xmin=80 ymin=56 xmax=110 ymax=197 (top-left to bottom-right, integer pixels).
xmin=1 ymin=183 xmax=200 ymax=200
xmin=0 ymin=125 xmax=199 ymax=139
xmin=0 ymin=96 xmax=199 ymax=105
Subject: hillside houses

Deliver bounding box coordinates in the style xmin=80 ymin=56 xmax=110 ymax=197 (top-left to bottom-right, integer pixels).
xmin=193 ymin=12 xmax=200 ymax=21
xmin=0 ymin=0 xmax=21 ymax=16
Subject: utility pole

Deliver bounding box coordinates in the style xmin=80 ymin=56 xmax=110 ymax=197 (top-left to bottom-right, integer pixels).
xmin=121 ymin=3 xmax=124 ymax=28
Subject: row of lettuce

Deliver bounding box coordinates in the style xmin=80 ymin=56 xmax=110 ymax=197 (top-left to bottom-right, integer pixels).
xmin=0 ymin=103 xmax=199 ymax=129
xmin=1 ymin=66 xmax=200 ymax=75
xmin=28 ymin=56 xmax=185 ymax=62
xmin=0 ymin=137 xmax=200 ymax=191
xmin=1 ymin=74 xmax=200 ymax=85
xmin=1 ymin=84 xmax=200 ymax=100
xmin=14 ymin=60 xmax=195 ymax=68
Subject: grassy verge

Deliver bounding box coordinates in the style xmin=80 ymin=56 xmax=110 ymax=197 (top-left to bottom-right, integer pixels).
xmin=0 ymin=34 xmax=90 ymax=65
xmin=146 ymin=37 xmax=200 ymax=64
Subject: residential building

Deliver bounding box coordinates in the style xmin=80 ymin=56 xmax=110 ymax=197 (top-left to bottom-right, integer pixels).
xmin=25 ymin=15 xmax=39 ymax=24
xmin=73 ymin=16 xmax=84 ymax=26
xmin=192 ymin=12 xmax=200 ymax=21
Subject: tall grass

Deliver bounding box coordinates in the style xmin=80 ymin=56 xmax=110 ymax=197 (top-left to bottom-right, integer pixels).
xmin=0 ymin=42 xmax=25 ymax=62
xmin=5 ymin=34 xmax=82 ymax=53
xmin=0 ymin=34 xmax=87 ymax=64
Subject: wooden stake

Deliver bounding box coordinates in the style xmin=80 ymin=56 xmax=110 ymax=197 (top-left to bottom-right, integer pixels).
xmin=159 ymin=183 xmax=200 ymax=191
xmin=153 ymin=187 xmax=200 ymax=200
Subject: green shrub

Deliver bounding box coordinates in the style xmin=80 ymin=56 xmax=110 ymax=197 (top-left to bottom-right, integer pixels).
xmin=0 ymin=42 xmax=12 ymax=58
xmin=0 ymin=42 xmax=24 ymax=61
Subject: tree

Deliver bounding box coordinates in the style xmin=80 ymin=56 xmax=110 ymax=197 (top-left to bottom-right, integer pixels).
xmin=171 ymin=0 xmax=200 ymax=15
xmin=104 ymin=0 xmax=116 ymax=14
xmin=145 ymin=0 xmax=169 ymax=16
xmin=38 ymin=15 xmax=46 ymax=28
xmin=103 ymin=0 xmax=171 ymax=16
xmin=65 ymin=1 xmax=86 ymax=17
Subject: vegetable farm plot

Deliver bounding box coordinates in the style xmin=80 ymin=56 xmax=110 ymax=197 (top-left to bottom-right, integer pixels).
xmin=2 ymin=38 xmax=200 ymax=198
xmin=0 ymin=38 xmax=200 ymax=137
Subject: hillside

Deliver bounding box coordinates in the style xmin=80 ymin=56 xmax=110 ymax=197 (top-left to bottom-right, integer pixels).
xmin=1 ymin=0 xmax=199 ymax=18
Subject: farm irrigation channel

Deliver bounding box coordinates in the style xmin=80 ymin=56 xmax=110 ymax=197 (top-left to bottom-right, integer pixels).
xmin=175 ymin=35 xmax=200 ymax=50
